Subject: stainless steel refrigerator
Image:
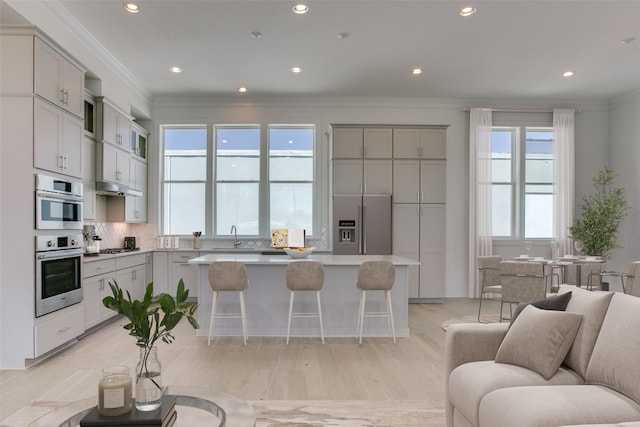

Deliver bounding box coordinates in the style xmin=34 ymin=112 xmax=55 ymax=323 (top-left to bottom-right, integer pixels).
xmin=333 ymin=194 xmax=392 ymax=255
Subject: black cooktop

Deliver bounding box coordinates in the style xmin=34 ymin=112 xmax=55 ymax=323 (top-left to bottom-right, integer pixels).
xmin=99 ymin=247 xmax=140 ymax=254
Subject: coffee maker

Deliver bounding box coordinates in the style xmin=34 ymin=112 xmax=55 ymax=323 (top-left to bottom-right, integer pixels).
xmin=83 ymin=224 xmax=101 ymax=255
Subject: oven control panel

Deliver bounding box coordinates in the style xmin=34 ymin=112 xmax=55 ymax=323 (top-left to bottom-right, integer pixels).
xmin=36 ymin=234 xmax=83 ymax=252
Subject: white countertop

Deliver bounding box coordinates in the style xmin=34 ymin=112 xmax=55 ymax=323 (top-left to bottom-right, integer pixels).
xmin=188 ymin=253 xmax=420 ymax=266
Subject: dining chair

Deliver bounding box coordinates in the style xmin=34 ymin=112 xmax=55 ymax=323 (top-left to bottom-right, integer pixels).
xmin=477 ymin=256 xmax=502 ymax=322
xmin=356 ymin=261 xmax=396 ymax=344
xmin=593 ymin=261 xmax=640 ymax=295
xmin=285 ymin=261 xmax=325 ymax=345
xmin=207 ymin=261 xmax=249 ymax=346
xmin=499 ymin=261 xmax=546 ymax=322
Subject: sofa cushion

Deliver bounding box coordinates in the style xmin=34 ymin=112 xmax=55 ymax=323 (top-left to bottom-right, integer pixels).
xmin=586 ymin=293 xmax=640 ymax=405
xmin=559 ymin=423 xmax=640 ymax=427
xmin=510 ymin=290 xmax=572 ymax=324
xmin=479 ymin=385 xmax=640 ymax=427
xmin=495 ymin=305 xmax=583 ymax=379
xmin=557 ymin=285 xmax=614 ymax=378
xmin=449 ymin=360 xmax=584 ymax=427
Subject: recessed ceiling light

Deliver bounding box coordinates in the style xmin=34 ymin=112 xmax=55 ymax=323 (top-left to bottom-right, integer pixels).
xmin=169 ymin=66 xmax=182 ymax=73
xmin=238 ymin=87 xmax=248 ymax=93
xmin=621 ymin=37 xmax=636 ymax=45
xmin=563 ymin=71 xmax=574 ymax=77
xmin=411 ymin=68 xmax=423 ymax=75
xmin=251 ymin=31 xmax=263 ymax=39
xmin=290 ymin=66 xmax=303 ymax=73
xmin=292 ymin=3 xmax=309 ymax=14
xmin=459 ymin=6 xmax=476 ymax=17
xmin=337 ymin=32 xmax=349 ymax=40
xmin=124 ymin=3 xmax=139 ymax=13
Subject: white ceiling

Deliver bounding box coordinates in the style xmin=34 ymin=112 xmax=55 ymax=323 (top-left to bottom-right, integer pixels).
xmin=3 ymin=0 xmax=640 ymax=101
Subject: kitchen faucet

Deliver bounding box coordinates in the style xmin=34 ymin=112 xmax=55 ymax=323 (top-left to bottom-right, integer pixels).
xmin=230 ymin=225 xmax=241 ymax=248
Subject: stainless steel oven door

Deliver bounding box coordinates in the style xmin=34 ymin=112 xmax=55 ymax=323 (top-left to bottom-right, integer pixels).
xmin=35 ymin=248 xmax=83 ymax=317
xmin=35 ymin=191 xmax=83 ymax=230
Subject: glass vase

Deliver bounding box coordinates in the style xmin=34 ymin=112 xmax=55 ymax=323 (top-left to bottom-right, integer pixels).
xmin=135 ymin=346 xmax=162 ymax=411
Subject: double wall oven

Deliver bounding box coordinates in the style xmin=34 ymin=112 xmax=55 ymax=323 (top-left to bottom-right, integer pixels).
xmin=34 ymin=173 xmax=84 ymax=317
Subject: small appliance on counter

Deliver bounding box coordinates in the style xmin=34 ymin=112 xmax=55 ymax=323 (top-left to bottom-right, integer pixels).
xmin=124 ymin=236 xmax=137 ymax=250
xmin=83 ymin=224 xmax=101 ymax=256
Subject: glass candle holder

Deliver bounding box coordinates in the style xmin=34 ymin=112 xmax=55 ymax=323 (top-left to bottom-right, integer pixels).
xmin=98 ymin=366 xmax=133 ymax=416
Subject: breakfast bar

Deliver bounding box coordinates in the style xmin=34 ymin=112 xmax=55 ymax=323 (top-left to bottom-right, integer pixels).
xmin=188 ymin=254 xmax=419 ymax=338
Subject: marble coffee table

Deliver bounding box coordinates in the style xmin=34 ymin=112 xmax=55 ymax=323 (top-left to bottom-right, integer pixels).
xmin=27 ymin=386 xmax=255 ymax=427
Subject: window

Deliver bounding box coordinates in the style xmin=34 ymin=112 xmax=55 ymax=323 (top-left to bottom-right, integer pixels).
xmin=215 ymin=126 xmax=261 ymax=236
xmin=163 ymin=127 xmax=207 ymax=235
xmin=269 ymin=126 xmax=314 ymax=233
xmin=160 ymin=124 xmax=316 ymax=238
xmin=491 ymin=126 xmax=553 ymax=239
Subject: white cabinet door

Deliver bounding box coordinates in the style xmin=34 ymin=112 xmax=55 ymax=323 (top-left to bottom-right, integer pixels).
xmin=83 ymin=136 xmax=96 ymax=220
xmin=170 ymin=252 xmax=199 ymax=298
xmin=393 ymin=128 xmax=421 ymax=158
xmin=34 ymin=98 xmax=83 ymax=179
xmin=420 ymin=160 xmax=446 ymax=203
xmin=61 ymin=112 xmax=83 ymax=178
xmin=152 ymin=252 xmax=169 ymax=295
xmin=363 ymin=160 xmax=392 ymax=194
xmin=393 ymin=160 xmax=420 ymax=203
xmin=392 ymin=204 xmax=420 ymax=298
xmin=130 ymin=158 xmax=147 ymax=191
xmin=332 ymin=127 xmax=363 ymax=158
xmin=130 ymin=264 xmax=147 ymax=301
xmin=34 ymin=38 xmax=84 ymax=118
xmin=333 ymin=159 xmax=363 ymax=194
xmin=100 ymin=102 xmax=131 ymax=149
xmin=418 ymin=129 xmax=446 ymax=158
xmin=419 ymin=205 xmax=446 ymax=299
xmin=100 ymin=143 xmax=131 ymax=186
xmin=363 ymin=128 xmax=392 ymax=158
xmin=84 ymin=273 xmax=116 ymax=329
xmin=393 ymin=128 xmax=446 ymax=159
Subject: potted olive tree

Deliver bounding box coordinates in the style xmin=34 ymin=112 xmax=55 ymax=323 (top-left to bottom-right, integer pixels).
xmin=569 ymin=167 xmax=631 ymax=260
xmin=103 ymin=280 xmax=198 ymax=411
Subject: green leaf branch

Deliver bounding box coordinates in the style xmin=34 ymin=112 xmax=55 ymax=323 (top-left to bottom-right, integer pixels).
xmin=569 ymin=167 xmax=631 ymax=260
xmin=103 ymin=280 xmax=199 ymax=390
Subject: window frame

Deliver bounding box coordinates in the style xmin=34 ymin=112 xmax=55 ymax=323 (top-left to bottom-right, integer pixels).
xmin=159 ymin=123 xmax=318 ymax=239
xmin=490 ymin=124 xmax=554 ymax=241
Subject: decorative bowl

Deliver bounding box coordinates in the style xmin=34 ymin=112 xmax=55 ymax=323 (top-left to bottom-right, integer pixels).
xmin=283 ymin=247 xmax=313 ymax=258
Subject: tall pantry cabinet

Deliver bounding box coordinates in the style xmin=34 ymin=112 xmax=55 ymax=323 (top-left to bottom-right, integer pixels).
xmin=332 ymin=126 xmax=447 ymax=301
xmin=392 ymin=128 xmax=447 ymax=301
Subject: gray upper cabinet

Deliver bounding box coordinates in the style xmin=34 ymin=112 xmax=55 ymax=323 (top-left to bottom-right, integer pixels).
xmin=393 ymin=128 xmax=446 ymax=159
xmin=34 ymin=37 xmax=84 ymax=119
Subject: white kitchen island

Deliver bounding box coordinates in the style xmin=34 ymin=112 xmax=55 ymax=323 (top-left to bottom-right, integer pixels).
xmin=188 ymin=254 xmax=419 ymax=339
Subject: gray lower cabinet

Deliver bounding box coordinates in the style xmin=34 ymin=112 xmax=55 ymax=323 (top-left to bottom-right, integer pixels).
xmin=83 ymin=258 xmax=117 ymax=330
xmin=170 ymin=252 xmax=199 ymax=298
xmin=83 ymin=253 xmax=148 ymax=330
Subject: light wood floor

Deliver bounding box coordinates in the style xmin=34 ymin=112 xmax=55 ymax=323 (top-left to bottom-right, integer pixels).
xmin=0 ymin=298 xmax=498 ymax=420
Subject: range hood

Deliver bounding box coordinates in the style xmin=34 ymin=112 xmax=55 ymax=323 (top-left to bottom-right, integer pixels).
xmin=95 ymin=181 xmax=142 ymax=197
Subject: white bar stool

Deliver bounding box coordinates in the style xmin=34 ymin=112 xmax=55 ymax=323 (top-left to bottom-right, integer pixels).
xmin=286 ymin=261 xmax=325 ymax=345
xmin=208 ymin=261 xmax=249 ymax=346
xmin=356 ymin=260 xmax=396 ymax=344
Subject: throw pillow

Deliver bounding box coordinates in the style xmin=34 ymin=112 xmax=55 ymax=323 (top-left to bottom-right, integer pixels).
xmin=495 ymin=305 xmax=583 ymax=379
xmin=510 ymin=291 xmax=573 ymax=324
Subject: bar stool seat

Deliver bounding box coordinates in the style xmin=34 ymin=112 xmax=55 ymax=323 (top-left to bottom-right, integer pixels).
xmin=286 ymin=261 xmax=325 ymax=344
xmin=356 ymin=260 xmax=396 ymax=344
xmin=208 ymin=261 xmax=249 ymax=346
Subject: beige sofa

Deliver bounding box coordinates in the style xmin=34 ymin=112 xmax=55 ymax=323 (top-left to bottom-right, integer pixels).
xmin=445 ymin=284 xmax=640 ymax=427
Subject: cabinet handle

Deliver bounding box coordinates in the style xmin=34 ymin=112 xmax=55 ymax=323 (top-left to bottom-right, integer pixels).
xmin=58 ymin=154 xmax=65 ymax=169
xmin=63 ymin=90 xmax=69 ymax=106
xmin=59 ymin=89 xmax=65 ymax=103
xmin=96 ymin=266 xmax=106 ymax=270
xmin=63 ymin=154 xmax=69 ymax=170
xmin=58 ymin=325 xmax=71 ymax=334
